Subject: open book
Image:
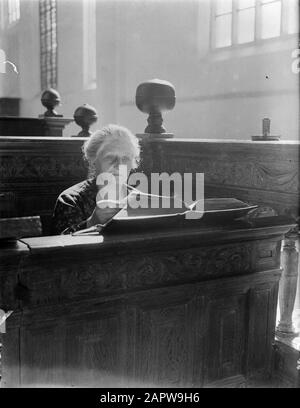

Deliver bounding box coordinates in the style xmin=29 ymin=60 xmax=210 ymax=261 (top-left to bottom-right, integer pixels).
xmin=72 ymin=189 xmax=257 ymax=236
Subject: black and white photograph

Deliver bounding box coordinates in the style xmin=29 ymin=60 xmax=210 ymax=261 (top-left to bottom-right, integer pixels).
xmin=0 ymin=0 xmax=299 ymax=391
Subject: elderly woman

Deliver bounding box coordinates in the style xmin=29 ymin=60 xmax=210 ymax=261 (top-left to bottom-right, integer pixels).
xmin=52 ymin=124 xmax=140 ymax=234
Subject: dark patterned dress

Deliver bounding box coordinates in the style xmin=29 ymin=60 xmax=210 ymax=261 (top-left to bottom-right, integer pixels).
xmin=52 ymin=178 xmax=98 ymax=234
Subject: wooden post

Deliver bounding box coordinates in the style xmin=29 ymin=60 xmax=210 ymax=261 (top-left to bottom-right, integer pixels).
xmin=251 ymin=117 xmax=280 ymax=141
xmin=135 ymin=79 xmax=176 ymax=134
xmin=276 ymin=229 xmax=299 ymax=337
xmin=135 ymin=79 xmax=176 ymax=179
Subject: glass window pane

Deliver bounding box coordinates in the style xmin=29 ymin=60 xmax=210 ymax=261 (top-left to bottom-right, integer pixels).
xmin=237 ymin=0 xmax=255 ymax=10
xmin=40 ymin=0 xmax=57 ymax=90
xmin=237 ymin=8 xmax=255 ymax=43
xmin=215 ymin=14 xmax=232 ymax=47
xmin=16 ymin=0 xmax=20 ymax=20
xmin=287 ymin=0 xmax=299 ymax=34
xmin=83 ymin=0 xmax=97 ymax=90
xmin=261 ymin=1 xmax=282 ymax=39
xmin=215 ymin=0 xmax=232 ymax=16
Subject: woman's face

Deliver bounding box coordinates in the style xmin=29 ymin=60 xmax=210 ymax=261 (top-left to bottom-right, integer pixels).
xmin=95 ymin=138 xmax=136 ymax=179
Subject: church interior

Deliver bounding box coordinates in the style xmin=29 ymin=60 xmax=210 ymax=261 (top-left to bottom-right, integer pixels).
xmin=0 ymin=0 xmax=299 ymax=388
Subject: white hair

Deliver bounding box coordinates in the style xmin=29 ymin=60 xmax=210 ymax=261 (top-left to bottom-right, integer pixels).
xmin=82 ymin=124 xmax=140 ymax=176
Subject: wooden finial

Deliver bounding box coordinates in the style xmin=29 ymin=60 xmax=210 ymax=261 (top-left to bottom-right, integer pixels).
xmin=40 ymin=88 xmax=62 ymax=117
xmin=73 ymin=104 xmax=98 ymax=137
xmin=136 ymin=79 xmax=176 ymax=134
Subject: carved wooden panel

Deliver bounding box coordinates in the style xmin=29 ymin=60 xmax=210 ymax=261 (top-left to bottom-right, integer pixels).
xmin=162 ymin=155 xmax=298 ymax=194
xmin=133 ymin=288 xmax=204 ymax=387
xmin=1 ymin=325 xmax=20 ymax=388
xmin=17 ymin=240 xmax=261 ymax=308
xmin=62 ymin=307 xmax=128 ymax=387
xmin=20 ymin=324 xmax=62 ymax=387
xmin=204 ymin=294 xmax=247 ymax=384
xmin=9 ymin=271 xmax=280 ymax=387
xmin=16 ymin=236 xmax=282 ymax=311
xmin=0 ymin=137 xmax=87 ymax=233
xmin=148 ymin=140 xmax=299 ymax=221
xmin=19 ymin=305 xmax=129 ymax=387
xmin=0 ymin=191 xmax=17 ymax=218
xmin=256 ymin=241 xmax=281 ymax=270
xmin=0 ymin=155 xmax=86 ymax=182
xmin=0 ymin=273 xmax=282 ymax=387
xmin=0 ymin=221 xmax=292 ymax=387
xmin=246 ymin=282 xmax=279 ymax=379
